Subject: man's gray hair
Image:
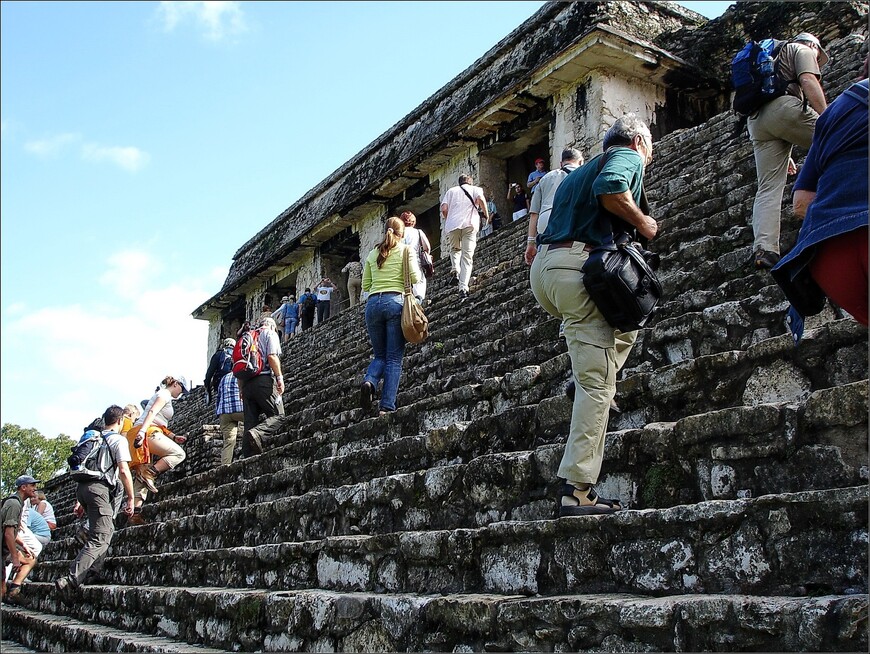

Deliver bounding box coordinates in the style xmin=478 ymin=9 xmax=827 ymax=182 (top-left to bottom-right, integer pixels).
xmin=259 ymin=316 xmax=277 ymax=330
xmin=560 ymin=148 xmax=583 ymax=164
xmin=603 ymin=114 xmax=652 ymax=150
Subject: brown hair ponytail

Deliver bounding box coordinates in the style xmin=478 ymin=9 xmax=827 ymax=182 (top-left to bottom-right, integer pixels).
xmin=376 ymin=217 xmax=406 ymax=268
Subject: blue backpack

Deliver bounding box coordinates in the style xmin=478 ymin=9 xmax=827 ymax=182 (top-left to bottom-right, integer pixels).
xmin=731 ymin=38 xmax=789 ymax=116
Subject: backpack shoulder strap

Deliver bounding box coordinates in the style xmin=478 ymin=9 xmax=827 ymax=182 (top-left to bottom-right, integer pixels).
xmin=844 ymin=79 xmax=869 ymax=106
xmin=100 ymin=430 xmax=119 ymax=467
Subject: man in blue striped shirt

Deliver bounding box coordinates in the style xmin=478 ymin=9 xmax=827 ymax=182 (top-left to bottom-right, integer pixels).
xmin=216 ymin=372 xmax=244 ymax=465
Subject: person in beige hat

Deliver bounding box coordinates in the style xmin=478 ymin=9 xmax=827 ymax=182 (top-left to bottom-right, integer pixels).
xmin=748 ymin=31 xmax=829 ymax=269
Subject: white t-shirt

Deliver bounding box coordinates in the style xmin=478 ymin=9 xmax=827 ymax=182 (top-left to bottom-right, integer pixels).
xmin=317 ymin=286 xmax=334 ymax=301
xmin=135 ymin=388 xmax=175 ymax=428
xmin=442 ymin=184 xmax=485 ymax=232
xmin=104 ymin=431 xmax=132 ymax=488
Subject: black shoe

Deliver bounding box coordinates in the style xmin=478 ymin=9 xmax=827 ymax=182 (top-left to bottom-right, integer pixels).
xmin=54 ymin=576 xmax=76 ymax=606
xmin=449 ymin=271 xmax=459 ymax=286
xmin=3 ymin=583 xmax=22 ymax=603
xmin=753 ymin=249 xmax=780 ymax=269
xmin=245 ymin=430 xmax=264 ymax=456
xmin=459 ymin=290 xmax=469 ymax=300
xmin=360 ymin=381 xmax=375 ymax=413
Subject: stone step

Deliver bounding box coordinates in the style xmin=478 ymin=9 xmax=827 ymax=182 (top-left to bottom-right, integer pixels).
xmin=42 ymin=382 xmax=866 ymax=558
xmin=9 ymin=584 xmax=869 ymax=653
xmin=0 ymin=639 xmax=39 ymax=654
xmin=34 ymin=486 xmax=868 ymax=598
xmin=612 ymin=318 xmax=867 ymax=430
xmin=49 ymin=315 xmax=865 ymax=531
xmin=0 ymin=605 xmax=227 ymax=653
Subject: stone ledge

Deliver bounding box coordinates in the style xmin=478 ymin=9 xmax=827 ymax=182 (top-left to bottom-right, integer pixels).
xmin=8 ymin=586 xmax=868 ymax=653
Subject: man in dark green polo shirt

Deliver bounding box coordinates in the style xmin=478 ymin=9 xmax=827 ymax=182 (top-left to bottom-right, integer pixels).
xmin=530 ymin=113 xmax=657 ymax=517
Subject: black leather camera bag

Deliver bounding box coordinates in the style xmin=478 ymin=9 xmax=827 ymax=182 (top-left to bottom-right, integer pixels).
xmin=582 ymin=234 xmax=662 ymax=332
xmin=581 ymin=149 xmax=662 ymax=332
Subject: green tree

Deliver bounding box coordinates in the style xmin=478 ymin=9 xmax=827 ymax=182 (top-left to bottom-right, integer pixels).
xmin=1 ymin=424 xmax=74 ymax=496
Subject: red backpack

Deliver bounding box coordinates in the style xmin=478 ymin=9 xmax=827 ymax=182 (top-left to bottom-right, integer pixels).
xmin=232 ymin=328 xmax=264 ymax=380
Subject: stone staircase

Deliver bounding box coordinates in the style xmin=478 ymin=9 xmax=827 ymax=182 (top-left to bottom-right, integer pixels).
xmin=4 ymin=41 xmax=868 ymax=654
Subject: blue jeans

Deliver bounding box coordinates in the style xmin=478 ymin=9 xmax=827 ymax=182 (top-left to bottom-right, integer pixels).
xmin=364 ymin=292 xmax=406 ymax=411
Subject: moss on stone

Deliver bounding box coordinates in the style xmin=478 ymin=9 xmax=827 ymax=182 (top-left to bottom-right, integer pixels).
xmin=641 ymin=464 xmax=690 ymax=508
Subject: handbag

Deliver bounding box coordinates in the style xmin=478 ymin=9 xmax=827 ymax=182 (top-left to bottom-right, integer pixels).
xmin=419 ymin=249 xmax=435 ymax=278
xmin=580 ymin=149 xmax=662 ymax=332
xmin=418 ymin=230 xmax=435 ymax=278
xmin=401 ymin=247 xmax=429 ymax=343
xmin=582 ymin=233 xmax=663 ymax=333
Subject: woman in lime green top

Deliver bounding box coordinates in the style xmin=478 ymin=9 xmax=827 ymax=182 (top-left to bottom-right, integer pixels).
xmin=360 ymin=217 xmax=421 ymax=415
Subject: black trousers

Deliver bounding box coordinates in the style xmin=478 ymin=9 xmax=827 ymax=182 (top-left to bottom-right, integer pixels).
xmin=241 ymin=374 xmax=284 ymax=457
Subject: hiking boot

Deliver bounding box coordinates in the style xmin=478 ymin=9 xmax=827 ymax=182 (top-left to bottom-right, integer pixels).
xmin=559 ymin=481 xmax=622 ymax=517
xmin=135 ymin=464 xmax=159 ymax=494
xmin=127 ymin=510 xmax=146 ymax=527
xmin=459 ymin=289 xmax=469 ymax=300
xmin=54 ymin=576 xmax=76 ymax=606
xmin=4 ymin=583 xmax=22 ymax=603
xmin=753 ymin=249 xmax=781 ymax=269
xmin=360 ymin=381 xmax=375 ymax=414
xmin=449 ymin=270 xmax=459 ymax=286
xmin=244 ymin=430 xmax=264 ymax=456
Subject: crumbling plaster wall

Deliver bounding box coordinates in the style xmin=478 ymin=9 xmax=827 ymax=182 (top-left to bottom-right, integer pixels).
xmin=552 ymin=70 xmax=666 ymax=163
xmin=357 ymin=204 xmax=389 ymax=266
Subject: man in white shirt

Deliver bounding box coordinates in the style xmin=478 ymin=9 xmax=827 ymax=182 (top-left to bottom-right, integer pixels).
xmin=440 ymin=174 xmax=489 ymax=299
xmin=316 ymin=278 xmax=338 ymax=323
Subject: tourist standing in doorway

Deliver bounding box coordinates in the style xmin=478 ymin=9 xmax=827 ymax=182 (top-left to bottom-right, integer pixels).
xmin=527 ymin=157 xmax=548 ymax=196
xmin=508 ymin=182 xmax=530 ymax=222
xmin=342 ymin=256 xmax=364 ymax=308
xmin=316 ymin=278 xmax=337 ymax=323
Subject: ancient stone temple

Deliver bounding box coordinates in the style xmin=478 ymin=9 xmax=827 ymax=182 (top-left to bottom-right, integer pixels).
xmin=3 ymin=1 xmax=867 ymax=651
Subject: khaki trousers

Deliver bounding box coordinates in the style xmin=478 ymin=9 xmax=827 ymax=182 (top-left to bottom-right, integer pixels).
xmin=529 ymin=243 xmax=637 ymax=485
xmin=449 ymin=225 xmax=478 ymax=292
xmin=219 ymin=412 xmax=244 ymax=465
xmin=347 ymin=277 xmax=362 ymax=307
xmin=748 ymin=95 xmax=818 ymax=254
xmin=132 ymin=433 xmax=186 ymax=501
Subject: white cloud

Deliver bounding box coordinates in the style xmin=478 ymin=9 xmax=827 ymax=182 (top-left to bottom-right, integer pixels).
xmin=157 ymin=1 xmax=247 ymax=41
xmin=81 ymin=143 xmax=150 ymax=172
xmin=24 ymin=132 xmax=81 ymax=157
xmin=0 ymin=246 xmax=211 ymax=439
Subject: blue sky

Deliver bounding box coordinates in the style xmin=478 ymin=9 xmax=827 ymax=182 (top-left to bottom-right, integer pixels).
xmin=1 ymin=1 xmax=730 ymax=440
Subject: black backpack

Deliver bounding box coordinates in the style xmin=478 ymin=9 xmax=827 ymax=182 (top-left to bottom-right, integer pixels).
xmin=218 ymin=349 xmax=233 ymax=376
xmin=731 ymin=38 xmax=790 ymax=116
xmin=302 ymin=294 xmax=316 ymax=311
xmin=68 ymin=430 xmax=118 ymax=484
